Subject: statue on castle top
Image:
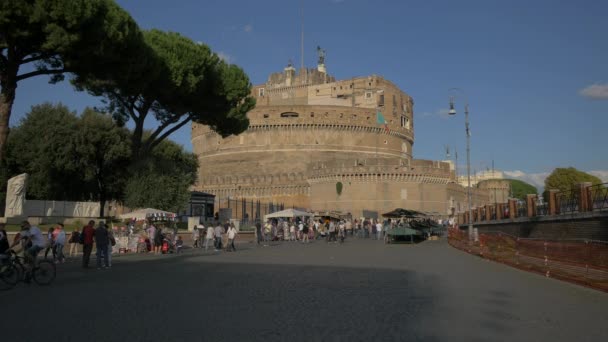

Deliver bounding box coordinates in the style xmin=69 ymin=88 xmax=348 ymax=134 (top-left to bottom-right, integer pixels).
xmin=317 ymin=46 xmax=325 ymax=65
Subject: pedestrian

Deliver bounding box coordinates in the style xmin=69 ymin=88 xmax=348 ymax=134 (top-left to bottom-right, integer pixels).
xmin=289 ymin=223 xmax=296 ymax=241
xmin=192 ymin=226 xmax=200 ymax=248
xmin=81 ymin=220 xmax=96 ymax=269
xmin=53 ymin=223 xmax=66 ymax=263
xmin=205 ymin=224 xmax=214 ymax=250
xmin=107 ymin=225 xmax=115 ymax=267
xmin=154 ymin=227 xmax=163 ymax=254
xmin=226 ymin=224 xmax=237 ymax=252
xmin=255 ymin=221 xmax=262 ymax=245
xmin=68 ymin=228 xmax=80 ymax=257
xmin=338 ymin=221 xmax=346 ymax=243
xmin=302 ymin=222 xmax=309 ymax=243
xmin=147 ymin=223 xmax=156 ymax=254
xmin=376 ymin=221 xmax=383 ymax=241
xmin=94 ymin=221 xmax=109 ymax=269
xmin=328 ymin=221 xmax=336 ymax=242
xmin=214 ymin=222 xmax=224 ymax=251
xmin=44 ymin=226 xmax=56 ymax=260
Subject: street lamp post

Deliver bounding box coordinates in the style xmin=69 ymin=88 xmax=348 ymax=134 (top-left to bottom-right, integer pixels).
xmin=448 ymin=88 xmax=474 ymax=241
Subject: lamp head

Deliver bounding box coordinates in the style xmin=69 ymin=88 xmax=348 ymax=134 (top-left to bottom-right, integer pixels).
xmin=449 ymin=96 xmax=457 ymax=115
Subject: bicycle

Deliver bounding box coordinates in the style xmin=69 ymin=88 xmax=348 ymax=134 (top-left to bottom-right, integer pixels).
xmin=0 ymin=250 xmax=56 ymax=289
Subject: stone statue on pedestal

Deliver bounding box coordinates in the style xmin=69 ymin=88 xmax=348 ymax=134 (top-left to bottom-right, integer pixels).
xmin=5 ymin=173 xmax=28 ymax=217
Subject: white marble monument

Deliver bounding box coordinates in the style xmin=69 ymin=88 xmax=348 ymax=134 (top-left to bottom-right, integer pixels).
xmin=5 ymin=173 xmax=27 ymax=218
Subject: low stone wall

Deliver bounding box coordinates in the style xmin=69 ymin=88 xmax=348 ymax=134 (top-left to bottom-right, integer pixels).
xmin=471 ymin=211 xmax=608 ymax=241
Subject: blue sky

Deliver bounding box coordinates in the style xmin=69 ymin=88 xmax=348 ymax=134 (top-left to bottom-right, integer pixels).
xmin=10 ymin=0 xmax=607 ymax=190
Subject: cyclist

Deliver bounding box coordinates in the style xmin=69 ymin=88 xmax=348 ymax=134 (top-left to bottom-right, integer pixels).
xmin=9 ymin=221 xmax=46 ymax=282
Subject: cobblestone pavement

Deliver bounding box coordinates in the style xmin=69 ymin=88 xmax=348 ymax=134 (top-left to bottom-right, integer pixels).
xmin=1 ymin=238 xmax=607 ymax=342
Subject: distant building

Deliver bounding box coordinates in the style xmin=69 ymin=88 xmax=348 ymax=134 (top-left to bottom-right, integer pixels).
xmin=192 ymin=53 xmax=502 ymax=218
xmin=458 ymin=169 xmax=505 ymax=187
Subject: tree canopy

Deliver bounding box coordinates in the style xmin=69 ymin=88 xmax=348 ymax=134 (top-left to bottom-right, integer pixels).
xmin=78 ymin=29 xmax=255 ymax=158
xmin=4 ymin=102 xmax=197 ymax=217
xmin=507 ymin=179 xmax=537 ymax=200
xmin=0 ymin=0 xmax=141 ymax=162
xmin=123 ymin=137 xmax=198 ymax=213
xmin=544 ymin=167 xmax=602 ymax=194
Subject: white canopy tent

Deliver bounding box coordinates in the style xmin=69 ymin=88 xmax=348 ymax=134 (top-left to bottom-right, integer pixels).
xmin=119 ymin=208 xmax=176 ymax=221
xmin=264 ymin=208 xmax=313 ymax=221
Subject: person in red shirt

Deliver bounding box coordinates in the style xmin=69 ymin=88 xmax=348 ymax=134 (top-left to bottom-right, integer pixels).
xmin=81 ymin=220 xmax=96 ymax=268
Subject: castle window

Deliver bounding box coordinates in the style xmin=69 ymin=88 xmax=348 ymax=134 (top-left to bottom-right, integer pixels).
xmin=280 ymin=112 xmax=299 ymax=118
xmin=310 ymin=112 xmax=315 ymax=117
xmin=365 ymin=92 xmax=372 ymax=99
xmin=263 ymin=114 xmax=269 ymax=118
xmin=316 ymin=89 xmax=319 ymax=93
xmin=258 ymin=88 xmax=265 ymax=97
xmin=378 ymin=94 xmax=385 ymax=107
xmin=350 ymin=84 xmax=353 ymax=89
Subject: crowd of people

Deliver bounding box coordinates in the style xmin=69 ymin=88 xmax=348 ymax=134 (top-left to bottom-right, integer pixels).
xmin=191 ymin=221 xmax=239 ymax=252
xmin=250 ymin=217 xmax=449 ymax=245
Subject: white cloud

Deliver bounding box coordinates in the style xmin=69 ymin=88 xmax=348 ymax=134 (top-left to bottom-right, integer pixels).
xmin=216 ymin=51 xmax=234 ymax=64
xmin=589 ymin=170 xmax=608 ymax=183
xmin=503 ymin=170 xmax=550 ymax=192
xmin=243 ymin=24 xmax=253 ymax=33
xmin=579 ymin=83 xmax=608 ymax=100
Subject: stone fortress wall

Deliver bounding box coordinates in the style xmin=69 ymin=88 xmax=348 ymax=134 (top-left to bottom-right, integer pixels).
xmin=192 ymin=59 xmax=504 ymax=218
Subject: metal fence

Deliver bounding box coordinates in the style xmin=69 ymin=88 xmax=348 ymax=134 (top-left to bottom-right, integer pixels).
xmin=448 ymin=228 xmax=608 ymax=292
xmin=557 ymin=188 xmax=580 ymax=214
xmin=217 ymin=198 xmax=285 ymax=229
xmin=590 ymin=183 xmax=608 ymax=211
xmin=516 ymin=200 xmax=527 ymax=218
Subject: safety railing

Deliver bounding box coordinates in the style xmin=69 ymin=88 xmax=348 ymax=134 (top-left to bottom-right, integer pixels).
xmin=590 ymin=183 xmax=608 ymax=211
xmin=557 ymin=188 xmax=580 ymax=214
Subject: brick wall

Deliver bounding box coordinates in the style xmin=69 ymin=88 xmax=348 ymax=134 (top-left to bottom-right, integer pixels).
xmin=473 ymin=213 xmax=608 ymax=241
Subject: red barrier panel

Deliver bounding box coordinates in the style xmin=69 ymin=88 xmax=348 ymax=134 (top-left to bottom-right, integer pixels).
xmin=448 ymin=228 xmax=608 ymax=292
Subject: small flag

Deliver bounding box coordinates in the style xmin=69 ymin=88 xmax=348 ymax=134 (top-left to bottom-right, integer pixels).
xmin=376 ymin=111 xmax=390 ymax=133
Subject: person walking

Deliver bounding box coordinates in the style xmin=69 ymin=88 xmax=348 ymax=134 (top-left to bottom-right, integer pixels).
xmin=44 ymin=226 xmax=56 ymax=261
xmin=255 ymin=221 xmax=262 ymax=245
xmin=81 ymin=220 xmax=95 ymax=269
xmin=68 ymin=228 xmax=80 ymax=257
xmin=204 ymin=224 xmax=214 ymax=250
xmin=302 ymin=222 xmax=309 ymax=243
xmin=94 ymin=222 xmax=110 ymax=269
xmin=107 ymin=226 xmax=115 ymax=267
xmin=226 ymin=224 xmax=237 ymax=252
xmin=213 ymin=223 xmax=224 ymax=251
xmin=376 ymin=221 xmax=383 ymax=241
xmin=53 ymin=223 xmax=66 ymax=263
xmin=192 ymin=225 xmax=200 ymax=248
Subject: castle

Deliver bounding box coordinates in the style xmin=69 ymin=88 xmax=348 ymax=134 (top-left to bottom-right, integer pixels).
xmin=191 ymin=53 xmax=506 ymax=219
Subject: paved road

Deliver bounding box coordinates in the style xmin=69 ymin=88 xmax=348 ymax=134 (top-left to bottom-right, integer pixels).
xmin=1 ymin=238 xmax=607 ymax=341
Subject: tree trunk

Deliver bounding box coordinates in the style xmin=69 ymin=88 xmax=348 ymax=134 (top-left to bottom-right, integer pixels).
xmin=99 ymin=194 xmax=106 ymax=218
xmin=132 ymin=117 xmax=143 ymax=160
xmin=0 ymin=68 xmax=18 ymax=164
